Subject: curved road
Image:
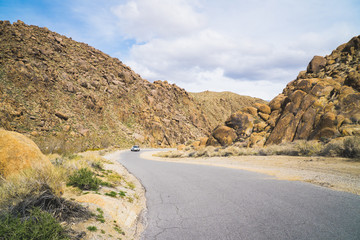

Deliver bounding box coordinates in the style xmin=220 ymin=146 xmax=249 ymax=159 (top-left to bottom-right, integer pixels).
xmin=117 ymin=150 xmax=360 ymax=240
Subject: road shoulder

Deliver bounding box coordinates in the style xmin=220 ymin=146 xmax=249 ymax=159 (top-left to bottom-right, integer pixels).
xmin=141 ymin=151 xmax=360 ymax=195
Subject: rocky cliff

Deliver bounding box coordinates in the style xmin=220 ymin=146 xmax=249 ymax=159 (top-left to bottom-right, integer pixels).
xmin=0 ymin=20 xmax=212 ymax=152
xmin=207 ymin=36 xmax=360 ymax=147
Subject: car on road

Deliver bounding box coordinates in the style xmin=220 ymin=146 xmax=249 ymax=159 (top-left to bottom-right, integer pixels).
xmin=131 ymin=145 xmax=140 ymax=152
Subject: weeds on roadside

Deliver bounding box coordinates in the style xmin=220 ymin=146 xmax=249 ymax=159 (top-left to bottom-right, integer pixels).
xmin=67 ymin=168 xmax=101 ymax=191
xmin=0 ymin=164 xmax=65 ymax=209
xmin=159 ymin=136 xmax=360 ymax=159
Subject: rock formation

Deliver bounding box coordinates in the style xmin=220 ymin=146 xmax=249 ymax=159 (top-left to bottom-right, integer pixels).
xmin=0 ymin=129 xmax=52 ymax=178
xmin=206 ymin=35 xmax=360 ymax=147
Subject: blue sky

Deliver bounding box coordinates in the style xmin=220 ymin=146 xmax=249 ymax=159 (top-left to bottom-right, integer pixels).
xmin=1 ymin=0 xmax=360 ymax=100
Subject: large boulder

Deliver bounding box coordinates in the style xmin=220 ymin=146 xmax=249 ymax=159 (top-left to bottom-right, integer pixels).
xmin=211 ymin=126 xmax=237 ymax=146
xmin=307 ymin=56 xmax=326 ymax=74
xmin=0 ymin=129 xmax=51 ymax=178
xmin=225 ymin=111 xmax=254 ymax=137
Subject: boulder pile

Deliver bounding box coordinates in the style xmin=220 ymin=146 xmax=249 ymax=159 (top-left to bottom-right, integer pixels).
xmin=206 ymin=36 xmax=360 ymax=147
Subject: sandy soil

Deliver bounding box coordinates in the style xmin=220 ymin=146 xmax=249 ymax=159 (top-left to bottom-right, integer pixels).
xmin=142 ymin=151 xmax=360 ymax=195
xmin=63 ymin=150 xmax=146 ymax=240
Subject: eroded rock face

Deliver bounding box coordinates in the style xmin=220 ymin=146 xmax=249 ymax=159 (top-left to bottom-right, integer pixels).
xmin=0 ymin=129 xmax=51 ymax=178
xmin=206 ymin=35 xmax=360 ymax=147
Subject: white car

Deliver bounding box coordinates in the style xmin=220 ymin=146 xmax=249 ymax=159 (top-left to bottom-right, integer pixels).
xmin=131 ymin=145 xmax=140 ymax=152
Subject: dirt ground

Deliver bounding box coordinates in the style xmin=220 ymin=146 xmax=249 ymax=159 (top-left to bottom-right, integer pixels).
xmin=62 ymin=150 xmax=146 ymax=240
xmin=142 ymin=151 xmax=360 ymax=195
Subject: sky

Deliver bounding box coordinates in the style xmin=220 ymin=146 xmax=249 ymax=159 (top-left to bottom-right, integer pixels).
xmin=1 ymin=0 xmax=360 ymax=100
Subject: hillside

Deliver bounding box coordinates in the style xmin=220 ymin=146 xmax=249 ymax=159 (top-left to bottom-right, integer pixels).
xmin=0 ymin=20 xmax=265 ymax=152
xmin=206 ymin=36 xmax=360 ymax=147
xmin=0 ymin=20 xmax=213 ymax=152
xmin=190 ymin=91 xmax=267 ymax=129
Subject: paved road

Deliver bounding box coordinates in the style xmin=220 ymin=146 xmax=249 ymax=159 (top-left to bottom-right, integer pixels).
xmin=118 ymin=150 xmax=360 ymax=240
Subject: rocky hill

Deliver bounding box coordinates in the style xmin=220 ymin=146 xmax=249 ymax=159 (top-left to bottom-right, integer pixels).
xmin=0 ymin=20 xmax=264 ymax=153
xmin=207 ymin=36 xmax=360 ymax=147
xmin=0 ymin=20 xmax=213 ymax=152
xmin=190 ymin=91 xmax=267 ymax=129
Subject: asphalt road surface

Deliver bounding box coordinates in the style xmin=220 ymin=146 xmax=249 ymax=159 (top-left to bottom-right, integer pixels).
xmin=118 ymin=150 xmax=360 ymax=240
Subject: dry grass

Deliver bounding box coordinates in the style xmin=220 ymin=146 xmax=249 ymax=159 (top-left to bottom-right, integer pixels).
xmin=0 ymin=152 xmax=125 ymax=210
xmin=0 ymin=164 xmax=66 ymax=209
xmin=158 ymin=136 xmax=360 ymax=160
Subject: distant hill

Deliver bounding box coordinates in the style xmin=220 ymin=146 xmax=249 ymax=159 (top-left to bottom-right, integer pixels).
xmin=206 ymin=35 xmax=360 ymax=147
xmin=0 ymin=20 xmax=263 ymax=153
xmin=190 ymin=91 xmax=267 ymax=129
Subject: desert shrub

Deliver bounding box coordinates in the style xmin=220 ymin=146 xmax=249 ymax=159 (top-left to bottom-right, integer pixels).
xmin=67 ymin=168 xmax=101 ymax=191
xmin=119 ymin=191 xmax=126 ymax=198
xmin=105 ymin=191 xmax=118 ymax=198
xmin=87 ymin=226 xmax=97 ymax=232
xmin=293 ymin=140 xmax=323 ymax=156
xmin=258 ymin=141 xmax=323 ymax=156
xmin=9 ymin=189 xmax=92 ymax=223
xmin=320 ymin=136 xmax=360 ymax=159
xmin=95 ymin=208 xmax=105 ymax=223
xmin=0 ymin=165 xmax=65 ymax=209
xmin=320 ymin=139 xmax=344 ymax=157
xmin=0 ymin=207 xmax=69 ymax=240
xmin=342 ymin=136 xmax=360 ymax=159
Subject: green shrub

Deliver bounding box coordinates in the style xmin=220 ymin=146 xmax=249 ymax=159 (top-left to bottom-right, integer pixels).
xmin=87 ymin=226 xmax=97 ymax=232
xmin=95 ymin=208 xmax=105 ymax=223
xmin=105 ymin=191 xmax=117 ymax=198
xmin=119 ymin=191 xmax=126 ymax=198
xmin=67 ymin=168 xmax=100 ymax=191
xmin=0 ymin=208 xmax=69 ymax=240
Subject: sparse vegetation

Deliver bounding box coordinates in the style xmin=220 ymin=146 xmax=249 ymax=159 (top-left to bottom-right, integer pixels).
xmin=0 ymin=207 xmax=69 ymax=240
xmin=0 ymin=165 xmax=65 ymax=209
xmin=95 ymin=208 xmax=105 ymax=223
xmin=119 ymin=191 xmax=126 ymax=198
xmin=67 ymin=168 xmax=101 ymax=191
xmin=158 ymin=136 xmax=360 ymax=160
xmin=342 ymin=136 xmax=360 ymax=159
xmin=127 ymin=196 xmax=134 ymax=203
xmin=106 ymin=172 xmax=123 ymax=184
xmin=114 ymin=224 xmax=125 ymax=235
xmin=87 ymin=226 xmax=97 ymax=232
xmin=126 ymin=181 xmax=135 ymax=190
xmin=105 ymin=191 xmax=118 ymax=198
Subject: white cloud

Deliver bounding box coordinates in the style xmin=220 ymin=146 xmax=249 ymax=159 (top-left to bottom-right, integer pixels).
xmin=111 ymin=0 xmax=205 ymax=41
xmin=67 ymin=0 xmax=360 ymax=100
